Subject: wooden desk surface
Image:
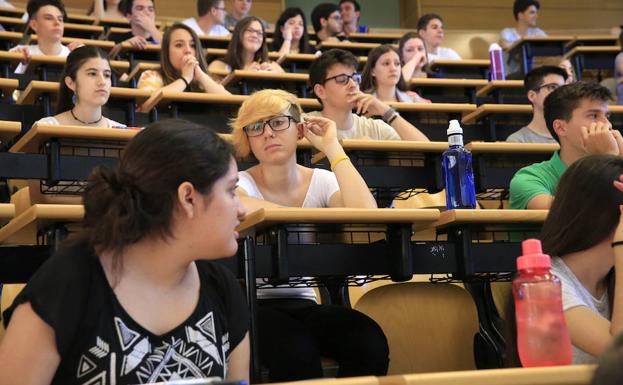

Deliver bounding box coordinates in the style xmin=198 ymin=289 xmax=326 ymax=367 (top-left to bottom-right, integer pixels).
xmin=0 ymin=7 xmax=24 ymax=17
xmin=0 ymin=15 xmax=26 ymax=26
xmin=409 ymin=78 xmax=488 ymax=89
xmin=0 ymin=203 xmax=15 ymax=219
xmin=563 ymin=45 xmax=622 ymax=60
xmin=507 ymin=35 xmax=576 ymax=53
xmin=461 ymin=104 xmax=533 ymax=124
xmin=118 ymin=42 xmax=161 ymax=55
xmin=16 ymin=80 xmax=152 ymax=105
xmin=0 ymin=51 xmax=129 ymax=73
xmin=0 ymin=77 xmax=18 ymax=96
xmin=124 ymin=61 xmax=160 ymax=82
xmin=238 ymin=208 xmax=441 ymax=232
xmin=389 ymin=102 xmax=477 ymax=114
xmin=565 ymin=34 xmax=619 ymax=48
xmin=0 ymin=16 xmax=104 ymax=33
xmin=0 ymin=120 xmax=21 ymax=144
xmin=466 ymin=142 xmax=559 ymax=153
xmin=0 ymin=30 xmax=21 ymax=43
xmin=379 ymin=364 xmax=595 ymax=385
xmin=429 ymin=59 xmax=490 ymax=68
xmin=340 ymin=139 xmax=448 ymax=152
xmin=10 ymin=124 xmax=137 ymax=153
xmin=276 ymin=53 xmax=367 ymax=64
xmin=317 ymin=41 xmax=381 ymax=50
xmin=475 ymin=80 xmax=524 ymax=97
xmin=219 ymin=69 xmax=309 ymax=87
xmin=430 ymin=209 xmax=548 ymax=229
xmin=0 ymin=204 xmax=84 ymax=243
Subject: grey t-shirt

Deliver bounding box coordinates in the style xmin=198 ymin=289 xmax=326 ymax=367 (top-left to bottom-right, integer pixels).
xmin=551 ymin=257 xmax=611 ymax=364
xmin=506 ymin=126 xmax=557 ymax=144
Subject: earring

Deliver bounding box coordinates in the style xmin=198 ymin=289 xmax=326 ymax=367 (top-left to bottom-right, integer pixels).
xmin=72 ymin=93 xmax=77 ymax=105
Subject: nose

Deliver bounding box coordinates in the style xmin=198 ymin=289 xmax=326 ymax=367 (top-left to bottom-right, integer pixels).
xmin=261 ymin=123 xmax=275 ymax=138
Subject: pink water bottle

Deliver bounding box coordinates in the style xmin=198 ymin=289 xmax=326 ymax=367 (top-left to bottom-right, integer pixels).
xmin=489 ymin=43 xmax=505 ymax=80
xmin=513 ymin=239 xmax=572 ymax=367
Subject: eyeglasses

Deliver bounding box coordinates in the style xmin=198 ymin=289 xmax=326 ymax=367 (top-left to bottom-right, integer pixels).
xmin=323 ymin=72 xmax=362 ymax=85
xmin=243 ymin=115 xmax=297 ymax=137
xmin=329 ymin=15 xmax=342 ymax=21
xmin=533 ymin=83 xmax=561 ymax=93
xmin=214 ymin=6 xmax=226 ymax=11
xmin=244 ymin=27 xmax=264 ymax=37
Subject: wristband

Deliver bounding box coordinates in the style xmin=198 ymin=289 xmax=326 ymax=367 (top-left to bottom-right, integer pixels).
xmin=179 ymin=76 xmax=190 ymax=90
xmin=612 ymin=240 xmax=623 ymax=248
xmin=387 ymin=111 xmax=399 ymax=125
xmin=381 ymin=107 xmax=396 ymax=123
xmin=330 ymin=155 xmax=350 ymax=171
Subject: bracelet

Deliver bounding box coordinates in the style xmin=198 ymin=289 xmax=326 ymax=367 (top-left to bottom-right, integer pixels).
xmin=381 ymin=107 xmax=396 ymax=123
xmin=612 ymin=240 xmax=623 ymax=248
xmin=179 ymin=76 xmax=190 ymax=90
xmin=387 ymin=111 xmax=399 ymax=125
xmin=330 ymin=155 xmax=350 ymax=171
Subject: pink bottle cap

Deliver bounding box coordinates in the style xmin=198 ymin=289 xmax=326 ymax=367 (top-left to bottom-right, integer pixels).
xmin=517 ymin=239 xmax=551 ymax=271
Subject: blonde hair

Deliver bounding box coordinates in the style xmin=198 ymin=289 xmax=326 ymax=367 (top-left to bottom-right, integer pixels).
xmin=231 ymin=89 xmax=303 ymax=158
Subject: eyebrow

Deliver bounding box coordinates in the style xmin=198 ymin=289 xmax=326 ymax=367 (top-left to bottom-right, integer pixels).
xmin=84 ymin=67 xmax=111 ymax=71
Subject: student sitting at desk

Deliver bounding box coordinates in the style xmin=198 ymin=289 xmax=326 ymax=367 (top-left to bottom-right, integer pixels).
xmin=224 ymin=0 xmax=268 ymax=31
xmin=112 ymin=0 xmax=161 ymax=48
xmin=509 ymin=81 xmax=620 ymax=209
xmin=507 ymin=154 xmax=623 ymax=364
xmin=311 ymin=3 xmax=343 ymax=44
xmin=541 ymin=56 xmax=576 ymax=84
xmin=416 ymin=13 xmax=461 ymax=61
xmin=89 ymin=0 xmax=124 ymax=20
xmin=231 ymin=89 xmax=389 ymax=382
xmin=35 ymin=45 xmax=126 ymax=128
xmin=361 ymin=44 xmax=430 ymax=104
xmin=340 ymin=0 xmax=367 ymax=35
xmin=208 ymin=16 xmax=284 ymax=77
xmin=398 ymin=32 xmax=428 ymax=81
xmin=137 ymin=23 xmax=229 ymax=109
xmin=181 ymin=0 xmax=230 ymax=37
xmin=307 ymin=48 xmax=429 ymax=141
xmin=506 ymin=65 xmax=567 ymax=143
xmin=272 ymin=7 xmax=315 ymax=56
xmin=10 ymin=0 xmax=82 ymax=74
xmin=0 ymin=120 xmax=250 ymax=384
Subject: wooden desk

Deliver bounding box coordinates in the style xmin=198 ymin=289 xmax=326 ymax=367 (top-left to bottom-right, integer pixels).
xmin=199 ymin=35 xmax=231 ymax=49
xmin=0 ymin=203 xmax=14 ymax=220
xmin=507 ymin=35 xmax=575 ymax=75
xmin=0 ymin=120 xmax=21 ymax=144
xmin=0 ymin=7 xmax=24 ymax=18
xmin=276 ymin=53 xmax=367 ymax=73
xmin=346 ymin=32 xmax=401 ymax=44
xmin=428 ymin=59 xmax=491 ymax=80
xmin=0 ymin=15 xmax=25 ymax=31
xmin=218 ymin=69 xmax=310 ymax=97
xmin=563 ymin=45 xmax=621 ymax=80
xmin=0 ymin=30 xmax=21 ymax=50
xmin=0 ymin=16 xmax=104 ymax=39
xmin=0 ymin=77 xmax=18 ymax=97
xmin=65 ymin=14 xmax=97 ymax=25
xmin=462 ymin=104 xmax=533 ymax=125
xmin=317 ymin=41 xmax=380 ymax=56
xmin=115 ymin=42 xmax=161 ymax=64
xmin=430 ymin=208 xmax=548 ymax=229
xmin=462 ymin=104 xmax=533 ymax=141
xmin=409 ymin=78 xmax=488 ymax=104
xmin=475 ymin=80 xmax=525 ymax=103
xmin=566 ymin=34 xmax=619 ymax=49
xmin=0 ymin=204 xmax=84 ymax=244
xmin=379 ymin=364 xmax=595 ymax=385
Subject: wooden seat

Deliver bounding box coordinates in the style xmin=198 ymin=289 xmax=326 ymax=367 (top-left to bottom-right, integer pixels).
xmin=354 ymin=282 xmax=479 ymax=374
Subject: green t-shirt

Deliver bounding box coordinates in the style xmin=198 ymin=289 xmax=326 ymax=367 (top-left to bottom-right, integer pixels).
xmin=509 ymin=152 xmax=567 ymax=209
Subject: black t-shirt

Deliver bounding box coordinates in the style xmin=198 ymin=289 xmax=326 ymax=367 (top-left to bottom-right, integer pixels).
xmin=112 ymin=31 xmax=159 ymax=44
xmin=2 ymin=239 xmax=249 ymax=385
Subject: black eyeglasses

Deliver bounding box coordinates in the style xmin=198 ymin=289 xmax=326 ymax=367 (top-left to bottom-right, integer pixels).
xmin=533 ymin=83 xmax=561 ymax=93
xmin=243 ymin=115 xmax=297 ymax=137
xmin=323 ymin=73 xmax=362 ymax=85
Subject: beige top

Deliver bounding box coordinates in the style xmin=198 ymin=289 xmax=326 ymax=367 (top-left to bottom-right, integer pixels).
xmin=307 ymin=111 xmax=400 ymax=140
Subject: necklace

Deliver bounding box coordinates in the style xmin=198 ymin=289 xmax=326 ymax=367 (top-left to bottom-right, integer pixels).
xmin=70 ymin=108 xmax=103 ymax=125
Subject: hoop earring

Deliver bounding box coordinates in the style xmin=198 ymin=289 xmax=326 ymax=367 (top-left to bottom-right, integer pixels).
xmin=72 ymin=93 xmax=77 ymax=105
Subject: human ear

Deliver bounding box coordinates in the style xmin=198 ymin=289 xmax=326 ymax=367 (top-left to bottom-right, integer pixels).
xmin=553 ymin=119 xmax=566 ymax=138
xmin=526 ymin=90 xmax=537 ymax=104
xmin=177 ymin=181 xmax=196 ymax=219
xmin=313 ymin=83 xmax=326 ymax=100
xmin=64 ymin=76 xmax=76 ymax=92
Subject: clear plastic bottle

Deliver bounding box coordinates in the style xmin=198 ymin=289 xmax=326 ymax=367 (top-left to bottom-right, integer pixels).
xmin=442 ymin=120 xmax=476 ymax=209
xmin=513 ymin=239 xmax=573 ymax=367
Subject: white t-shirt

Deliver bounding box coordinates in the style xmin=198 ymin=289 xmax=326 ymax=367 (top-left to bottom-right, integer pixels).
xmin=0 ymin=0 xmax=15 ymax=8
xmin=35 ymin=116 xmax=127 ymax=128
xmin=238 ymin=168 xmax=340 ymax=302
xmin=500 ymin=27 xmax=547 ymax=45
xmin=428 ymin=46 xmax=461 ymax=61
xmin=9 ymin=44 xmax=71 ymax=74
xmin=307 ymin=111 xmax=400 ymax=141
xmin=181 ymin=17 xmax=230 ymax=37
xmin=551 ymin=256 xmax=611 ymax=364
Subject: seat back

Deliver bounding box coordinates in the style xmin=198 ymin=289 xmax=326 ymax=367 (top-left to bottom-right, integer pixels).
xmin=354 ymin=282 xmax=479 ymax=374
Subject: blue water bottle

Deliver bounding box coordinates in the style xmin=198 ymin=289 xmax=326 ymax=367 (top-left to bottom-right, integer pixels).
xmin=442 ymin=120 xmax=476 ymax=209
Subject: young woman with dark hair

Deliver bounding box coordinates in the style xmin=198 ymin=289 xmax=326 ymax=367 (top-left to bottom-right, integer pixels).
xmin=0 ymin=119 xmax=250 ymax=384
xmin=507 ymin=154 xmax=623 ymax=365
xmin=34 ymin=45 xmax=126 ymax=127
xmin=272 ymin=7 xmax=314 ymax=56
xmin=398 ymin=32 xmax=428 ymax=81
xmin=137 ymin=23 xmax=229 ymax=110
xmin=208 ymin=16 xmax=284 ymax=76
xmin=361 ymin=44 xmax=430 ymax=103
xmin=89 ymin=0 xmax=124 ymax=20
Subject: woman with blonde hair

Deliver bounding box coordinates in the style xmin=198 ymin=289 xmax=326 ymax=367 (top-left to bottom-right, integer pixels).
xmin=231 ymin=89 xmax=389 ymax=381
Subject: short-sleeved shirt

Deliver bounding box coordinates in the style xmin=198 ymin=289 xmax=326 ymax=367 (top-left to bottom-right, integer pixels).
xmin=509 ymin=151 xmax=566 ymax=209
xmin=35 ymin=116 xmax=127 ymax=128
xmin=9 ymin=44 xmax=70 ymax=74
xmin=182 ymin=17 xmax=230 ymax=37
xmin=551 ymin=256 xmax=611 ymax=364
xmin=500 ymin=27 xmax=547 ymax=75
xmin=427 ymin=46 xmax=462 ymax=62
xmin=2 ymin=239 xmax=249 ymax=384
xmin=307 ymin=111 xmax=401 ymax=140
xmin=506 ymin=126 xmax=557 ymax=144
xmin=238 ymin=168 xmax=340 ymax=302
